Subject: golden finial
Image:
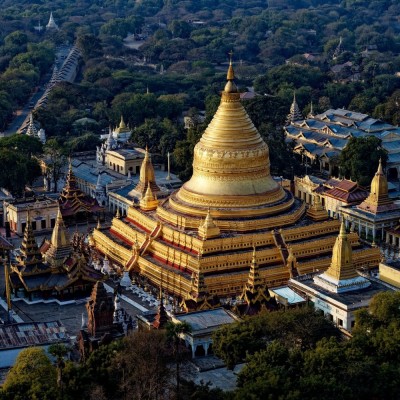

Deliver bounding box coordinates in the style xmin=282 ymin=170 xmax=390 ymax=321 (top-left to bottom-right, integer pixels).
xmin=227 ymin=50 xmax=235 ymax=81
xmin=377 ymin=157 xmax=383 ymax=174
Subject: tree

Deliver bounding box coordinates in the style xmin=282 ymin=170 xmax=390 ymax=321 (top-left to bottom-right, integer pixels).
xmin=115 ymin=330 xmax=171 ymax=400
xmin=339 ymin=136 xmax=387 ymax=186
xmin=1 ymin=347 xmax=57 ymax=400
xmin=48 ymin=344 xmax=69 ymax=397
xmin=44 ymin=139 xmax=68 ymax=193
xmin=166 ymin=321 xmax=192 ymax=399
xmin=213 ymin=307 xmax=339 ymax=369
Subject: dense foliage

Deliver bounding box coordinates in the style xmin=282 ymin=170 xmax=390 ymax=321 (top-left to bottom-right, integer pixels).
xmin=1 ymin=0 xmax=400 ymax=184
xmin=212 ymin=292 xmax=400 ymax=399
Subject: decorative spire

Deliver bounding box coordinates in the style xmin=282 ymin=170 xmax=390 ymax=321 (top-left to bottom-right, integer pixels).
xmin=224 ymin=50 xmax=237 ymax=93
xmin=18 ymin=214 xmax=43 ymax=266
xmin=313 ymin=219 xmax=371 ymax=293
xmin=308 ymin=101 xmax=314 ymax=118
xmin=133 ymin=147 xmax=160 ymax=196
xmin=43 ymin=208 xmax=73 ymax=267
xmin=325 ymin=220 xmax=357 ymax=281
xmin=245 ymin=247 xmax=262 ymax=293
xmin=106 ymin=127 xmax=116 ymax=150
xmin=307 ymin=194 xmax=328 ymax=221
xmin=115 ymin=208 xmax=121 ymax=219
xmin=286 ymin=91 xmax=303 ymax=124
xmin=198 ymin=208 xmax=220 ymax=239
xmin=46 ymin=12 xmax=58 ymax=30
xmin=139 ymin=185 xmax=158 ymax=211
xmin=119 ymin=116 xmax=126 ymax=129
xmin=51 ymin=209 xmax=70 ymax=249
xmin=166 ymin=152 xmax=171 ymax=181
xmin=26 ymin=113 xmax=38 ymax=137
xmin=358 ymin=157 xmax=393 ymax=213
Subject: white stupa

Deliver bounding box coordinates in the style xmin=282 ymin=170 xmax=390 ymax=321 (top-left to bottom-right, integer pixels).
xmin=46 ymin=12 xmax=58 ymax=30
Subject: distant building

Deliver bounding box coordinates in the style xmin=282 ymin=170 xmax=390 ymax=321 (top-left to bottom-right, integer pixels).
xmin=341 ymin=160 xmax=400 ymax=243
xmin=46 ymin=12 xmax=58 ymax=30
xmin=285 ymin=108 xmax=400 ymax=179
xmin=4 ymin=196 xmax=59 ymax=235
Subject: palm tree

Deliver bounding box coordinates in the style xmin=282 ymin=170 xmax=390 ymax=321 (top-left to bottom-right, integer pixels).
xmin=48 ymin=343 xmax=69 ymax=399
xmin=166 ymin=321 xmax=192 ymax=400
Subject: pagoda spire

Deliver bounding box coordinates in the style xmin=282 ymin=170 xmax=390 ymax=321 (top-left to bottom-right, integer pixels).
xmin=18 ymin=214 xmax=43 ymax=266
xmin=313 ymin=219 xmax=371 ymax=293
xmin=134 ymin=146 xmax=160 ymax=196
xmin=26 ymin=113 xmax=38 ymax=137
xmin=308 ymin=101 xmax=314 ymax=118
xmin=43 ymin=208 xmax=72 ymax=267
xmin=307 ymin=194 xmax=328 ymax=221
xmin=59 ymin=162 xmax=85 ymax=202
xmin=358 ymin=158 xmax=393 ymax=213
xmin=245 ymin=247 xmax=262 ymax=293
xmin=286 ymin=91 xmax=303 ymax=124
xmin=198 ymin=208 xmax=220 ymax=239
xmin=324 ymin=220 xmax=357 ymax=281
xmin=139 ymin=185 xmax=158 ymax=211
xmin=119 ymin=115 xmax=126 ymax=129
xmin=46 ymin=12 xmax=58 ymax=30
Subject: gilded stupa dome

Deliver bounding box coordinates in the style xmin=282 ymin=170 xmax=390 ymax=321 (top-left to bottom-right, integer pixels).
xmin=167 ymin=60 xmax=294 ymax=220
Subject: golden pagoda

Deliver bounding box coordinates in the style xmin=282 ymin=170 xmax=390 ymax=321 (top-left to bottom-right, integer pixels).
xmin=92 ymin=61 xmax=380 ymax=302
xmin=313 ymin=220 xmax=371 ymax=293
xmin=358 ymin=158 xmax=395 ymax=213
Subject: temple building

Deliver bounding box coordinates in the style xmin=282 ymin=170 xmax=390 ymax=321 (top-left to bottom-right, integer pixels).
xmin=285 ymin=108 xmax=400 ymax=179
xmin=59 ymin=162 xmax=105 ymax=223
xmin=289 ymin=221 xmax=392 ymax=332
xmin=92 ymin=62 xmax=380 ymax=305
xmin=9 ymin=210 xmax=103 ymax=300
xmin=341 ymin=160 xmax=400 ymax=244
xmin=112 ymin=116 xmax=131 ymax=142
xmin=4 ymin=195 xmax=59 ymax=235
xmin=295 ymin=175 xmax=369 ymax=219
xmin=77 ymin=281 xmax=133 ymax=361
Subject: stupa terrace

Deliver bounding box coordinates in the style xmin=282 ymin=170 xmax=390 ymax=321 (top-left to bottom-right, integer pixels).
xmin=93 ymin=61 xmax=380 ymax=304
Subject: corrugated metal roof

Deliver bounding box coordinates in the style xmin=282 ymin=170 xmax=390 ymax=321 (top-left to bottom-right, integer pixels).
xmin=174 ymin=308 xmax=237 ymax=331
xmin=0 ymin=321 xmax=69 ymax=349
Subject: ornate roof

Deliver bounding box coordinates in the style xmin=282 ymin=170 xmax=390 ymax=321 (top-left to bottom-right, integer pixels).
xmin=59 ymin=163 xmax=104 ymax=218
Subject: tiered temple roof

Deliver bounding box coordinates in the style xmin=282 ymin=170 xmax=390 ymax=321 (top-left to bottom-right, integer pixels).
xmin=10 ymin=211 xmax=103 ymax=299
xmin=59 ymin=162 xmax=104 ymax=221
xmin=92 ymin=62 xmax=380 ymax=307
